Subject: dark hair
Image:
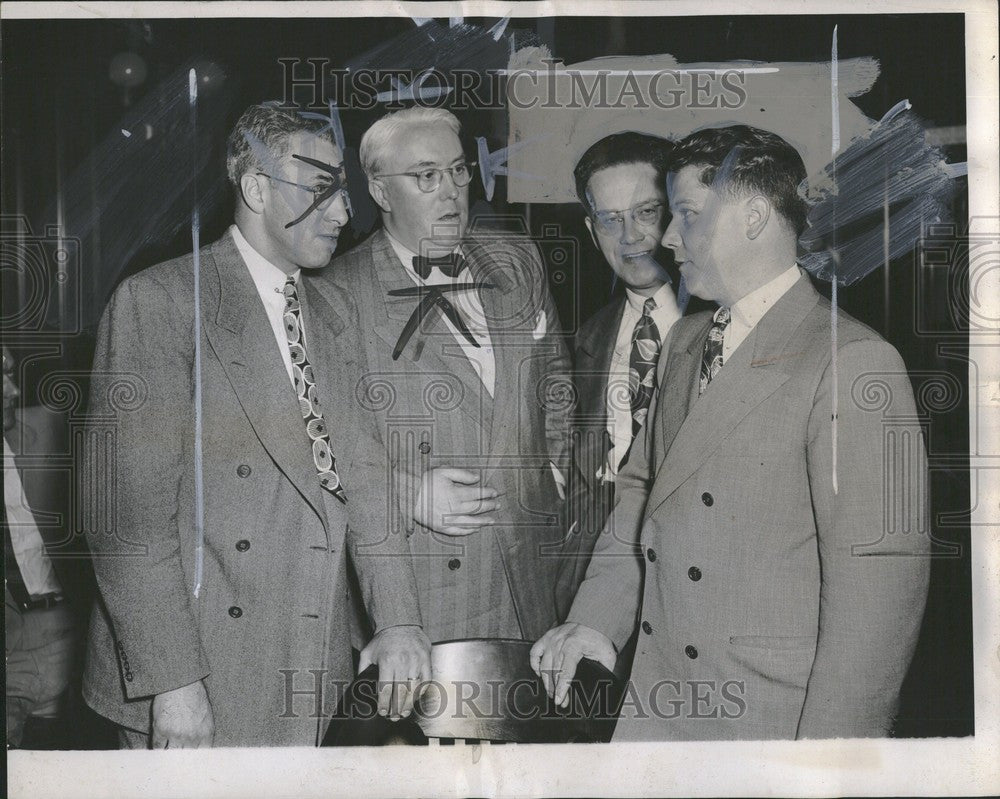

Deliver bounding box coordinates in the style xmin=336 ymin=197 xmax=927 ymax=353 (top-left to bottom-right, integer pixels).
xmin=226 ymin=102 xmax=332 ymax=190
xmin=573 ymin=132 xmax=674 ymax=209
xmin=668 ymin=124 xmax=808 ymax=235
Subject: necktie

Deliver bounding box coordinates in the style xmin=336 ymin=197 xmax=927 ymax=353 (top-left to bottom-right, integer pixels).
xmin=412 ymin=253 xmax=466 ymax=280
xmin=628 ymin=297 xmax=662 ymax=438
xmin=699 ymin=306 xmax=731 ymax=395
xmin=283 ymin=277 xmax=347 ymax=503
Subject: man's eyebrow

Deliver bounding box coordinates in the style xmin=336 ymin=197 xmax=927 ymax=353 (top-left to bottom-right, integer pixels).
xmin=403 ymin=159 xmax=441 ymax=170
xmin=291 ymin=153 xmax=344 ymax=174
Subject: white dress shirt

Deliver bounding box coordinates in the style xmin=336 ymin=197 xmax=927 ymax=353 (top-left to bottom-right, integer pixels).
xmin=386 ymin=231 xmax=496 ymax=397
xmin=604 ymin=282 xmax=684 ymax=479
xmin=722 ymin=265 xmax=802 ymax=363
xmin=230 ymin=224 xmax=300 ymax=388
xmin=4 ymin=434 xmax=61 ymax=597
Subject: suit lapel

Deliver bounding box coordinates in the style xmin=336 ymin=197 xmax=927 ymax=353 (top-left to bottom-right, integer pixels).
xmin=463 ymin=237 xmax=520 ymax=461
xmin=574 ymin=299 xmax=625 ymax=491
xmin=298 ymin=273 xmax=357 ymax=477
xmin=647 ymin=275 xmax=820 ymax=516
xmin=202 ymin=235 xmax=329 ymax=532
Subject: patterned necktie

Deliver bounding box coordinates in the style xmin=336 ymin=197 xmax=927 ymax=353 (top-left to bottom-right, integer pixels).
xmin=628 ymin=297 xmax=662 ymax=439
xmin=412 ymin=254 xmax=466 ymax=280
xmin=699 ymin=306 xmax=731 ymax=395
xmin=283 ymin=277 xmax=347 ymax=503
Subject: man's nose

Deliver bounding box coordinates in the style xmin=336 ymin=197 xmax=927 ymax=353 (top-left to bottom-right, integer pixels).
xmin=619 ymin=214 xmax=644 ymax=245
xmin=439 ymin=171 xmax=460 ymax=200
xmin=323 ymin=192 xmax=350 ymax=227
xmin=661 ymin=218 xmax=682 ymax=253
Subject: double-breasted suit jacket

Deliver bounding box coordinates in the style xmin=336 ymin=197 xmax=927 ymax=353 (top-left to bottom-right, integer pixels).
xmin=82 ymin=234 xmax=419 ymax=746
xmin=328 ymin=228 xmax=572 ymax=643
xmin=568 ymin=274 xmax=930 ymax=740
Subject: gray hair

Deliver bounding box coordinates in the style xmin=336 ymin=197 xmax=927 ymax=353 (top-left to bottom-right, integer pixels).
xmin=359 ymin=107 xmax=461 ymax=178
xmin=226 ymin=102 xmax=331 ymax=189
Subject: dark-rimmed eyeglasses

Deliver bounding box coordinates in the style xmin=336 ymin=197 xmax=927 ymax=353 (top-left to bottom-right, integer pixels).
xmin=374 ymin=162 xmax=476 ymax=193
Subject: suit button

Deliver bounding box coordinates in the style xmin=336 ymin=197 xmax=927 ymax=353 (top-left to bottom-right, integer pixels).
xmin=646 ymin=548 xmax=657 ymax=563
xmin=236 ymin=464 xmax=252 ymax=478
xmin=701 ymin=492 xmax=714 ymax=506
xmin=236 ymin=539 xmax=251 ymax=552
xmin=228 ymin=606 xmax=243 ymax=618
xmin=448 ymin=558 xmax=461 ymax=571
xmin=688 ymin=566 xmax=702 ymax=581
xmin=685 ymin=644 xmax=698 ymax=659
xmin=641 ymin=620 xmax=653 ymax=635
xmin=419 ymin=442 xmax=432 ymax=454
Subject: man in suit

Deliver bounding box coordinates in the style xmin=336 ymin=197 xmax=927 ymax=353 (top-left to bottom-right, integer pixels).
xmin=83 ymin=103 xmax=425 ymax=748
xmin=532 ymin=124 xmax=930 ymax=739
xmin=4 ymin=347 xmax=83 ymax=748
xmin=329 ymin=106 xmax=571 ymax=647
xmin=557 ymin=132 xmax=687 ymax=618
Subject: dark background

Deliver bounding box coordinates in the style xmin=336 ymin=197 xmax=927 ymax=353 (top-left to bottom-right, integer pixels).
xmin=1 ymin=13 xmax=973 ymax=742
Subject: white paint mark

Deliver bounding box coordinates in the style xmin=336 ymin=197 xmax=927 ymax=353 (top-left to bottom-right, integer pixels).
xmin=190 ymin=66 xmax=204 ymax=598
xmin=488 ymin=15 xmax=511 ymax=41
xmin=830 ymin=25 xmax=839 ymax=495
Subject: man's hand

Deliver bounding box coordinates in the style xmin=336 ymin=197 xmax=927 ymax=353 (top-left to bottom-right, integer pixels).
xmin=413 ymin=467 xmax=499 ymax=536
xmin=358 ymin=625 xmax=433 ymax=721
xmin=151 ymin=679 xmax=214 ymax=748
xmin=530 ymin=623 xmax=616 ymax=708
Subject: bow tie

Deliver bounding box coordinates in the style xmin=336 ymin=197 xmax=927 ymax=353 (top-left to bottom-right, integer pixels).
xmin=412 ymin=253 xmax=466 ymax=280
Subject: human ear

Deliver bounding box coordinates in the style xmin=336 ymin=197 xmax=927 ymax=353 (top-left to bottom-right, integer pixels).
xmin=369 ymin=178 xmax=392 ymax=213
xmin=746 ymin=195 xmax=771 ymax=240
xmin=584 ymin=216 xmax=600 ymax=250
xmin=240 ymin=173 xmax=266 ymax=214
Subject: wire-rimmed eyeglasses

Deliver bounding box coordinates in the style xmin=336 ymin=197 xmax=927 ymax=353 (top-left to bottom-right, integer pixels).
xmin=591 ymin=200 xmax=665 ymax=236
xmin=374 ymin=162 xmax=477 ymax=193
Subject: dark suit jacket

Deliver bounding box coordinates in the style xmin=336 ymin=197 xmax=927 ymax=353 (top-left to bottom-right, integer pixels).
xmin=328 ymin=228 xmax=572 ymax=642
xmin=554 ymin=297 xmax=623 ymax=618
xmin=568 ymin=274 xmax=930 ymax=740
xmin=82 ymin=234 xmax=419 ymax=746
xmin=7 ymin=406 xmax=93 ymax=611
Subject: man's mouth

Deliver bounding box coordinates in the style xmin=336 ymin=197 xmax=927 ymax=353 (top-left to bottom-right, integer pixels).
xmin=438 ymin=212 xmax=461 ymax=222
xmin=621 ymin=250 xmax=653 ymax=261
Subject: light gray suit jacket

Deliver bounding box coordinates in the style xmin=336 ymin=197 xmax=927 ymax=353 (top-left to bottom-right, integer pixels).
xmin=568 ymin=274 xmax=930 ymax=740
xmin=82 ymin=234 xmax=419 ymax=746
xmin=328 ymin=228 xmax=573 ymax=642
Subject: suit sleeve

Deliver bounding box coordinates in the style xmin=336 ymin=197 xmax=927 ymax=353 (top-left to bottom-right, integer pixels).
xmin=564 ymin=406 xmax=651 ymax=652
xmin=342 ymin=324 xmax=424 ymax=634
xmin=798 ymin=339 xmax=930 ymax=738
xmin=85 ymin=276 xmax=210 ymax=699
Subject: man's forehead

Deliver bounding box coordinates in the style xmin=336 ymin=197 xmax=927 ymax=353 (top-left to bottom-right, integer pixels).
xmin=667 ymin=164 xmax=712 ymax=200
xmin=391 ymin=124 xmax=462 ymax=167
xmin=284 ymin=132 xmax=342 ymax=166
xmin=589 ymin=162 xmax=663 ymax=205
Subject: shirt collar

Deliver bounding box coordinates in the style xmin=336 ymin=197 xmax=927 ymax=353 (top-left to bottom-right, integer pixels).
xmin=624 ymin=281 xmax=676 ymax=315
xmin=230 ymin=224 xmax=299 ymax=294
xmin=727 ymin=264 xmax=801 ymax=329
xmin=385 ymin=229 xmax=462 ymax=282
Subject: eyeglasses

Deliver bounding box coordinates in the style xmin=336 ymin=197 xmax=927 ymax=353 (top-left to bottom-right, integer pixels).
xmin=591 ymin=200 xmax=665 ymax=236
xmin=374 ymin=162 xmax=476 ymax=193
xmin=257 ymin=161 xmax=348 ymax=228
xmin=257 ymin=172 xmax=344 ymax=205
